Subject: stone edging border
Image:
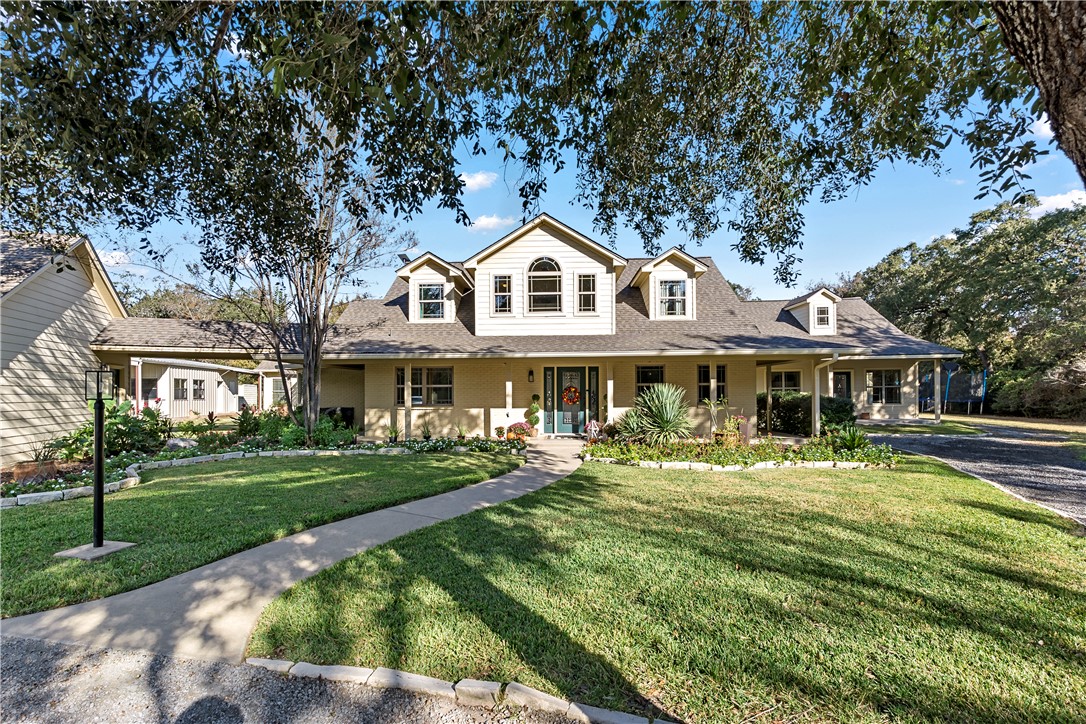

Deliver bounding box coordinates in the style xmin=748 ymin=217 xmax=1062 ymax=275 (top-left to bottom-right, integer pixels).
xmin=2 ymin=445 xmax=528 ymax=509
xmin=582 ymin=454 xmax=871 ymax=471
xmin=246 ymin=658 xmax=667 ymax=724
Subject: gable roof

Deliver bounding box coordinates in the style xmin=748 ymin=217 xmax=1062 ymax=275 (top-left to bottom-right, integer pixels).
xmin=1 ymin=232 xmax=127 ymax=317
xmin=395 ymin=252 xmax=474 ymax=288
xmin=462 ymin=213 xmax=627 ymax=271
xmin=632 ymin=246 xmax=709 ymax=286
xmin=784 ymin=287 xmax=842 ymax=309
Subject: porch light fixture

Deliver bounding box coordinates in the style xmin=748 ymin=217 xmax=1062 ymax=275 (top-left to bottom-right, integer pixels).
xmin=528 ymin=369 xmax=535 ymax=383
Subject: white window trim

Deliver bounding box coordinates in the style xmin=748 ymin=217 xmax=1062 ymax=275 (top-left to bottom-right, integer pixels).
xmin=526 ymin=257 xmax=563 ymax=315
xmin=575 ymin=273 xmax=598 ymax=316
xmin=770 ymin=370 xmax=802 ymax=392
xmin=492 ymin=274 xmax=513 ymax=316
xmin=416 ymin=283 xmax=447 ymax=322
xmin=815 ymin=305 xmax=831 ymax=327
xmin=866 ymin=369 xmax=903 ymax=405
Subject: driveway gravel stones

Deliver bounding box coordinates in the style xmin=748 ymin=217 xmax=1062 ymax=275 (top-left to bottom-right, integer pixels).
xmin=0 ymin=637 xmax=573 ymax=724
xmin=871 ymin=425 xmax=1086 ymax=525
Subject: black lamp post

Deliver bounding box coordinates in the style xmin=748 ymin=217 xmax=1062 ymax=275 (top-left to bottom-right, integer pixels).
xmin=84 ymin=366 xmax=115 ymax=548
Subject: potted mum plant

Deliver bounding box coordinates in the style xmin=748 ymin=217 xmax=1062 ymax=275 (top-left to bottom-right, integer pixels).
xmin=508 ymin=422 xmax=531 ymax=442
xmin=494 ymin=426 xmax=506 ymax=440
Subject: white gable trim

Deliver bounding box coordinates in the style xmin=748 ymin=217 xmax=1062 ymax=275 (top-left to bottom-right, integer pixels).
xmin=2 ymin=237 xmax=128 ymax=319
xmin=395 ymin=252 xmax=473 ymax=289
xmin=463 ymin=213 xmax=627 ymax=271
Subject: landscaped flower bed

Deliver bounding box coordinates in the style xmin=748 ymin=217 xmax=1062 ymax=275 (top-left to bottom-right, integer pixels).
xmin=582 ymin=437 xmax=898 ymax=468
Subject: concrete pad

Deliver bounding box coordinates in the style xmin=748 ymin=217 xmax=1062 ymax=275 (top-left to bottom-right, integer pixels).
xmin=568 ymin=701 xmax=649 ymax=723
xmin=367 ymin=667 xmax=456 ymax=699
xmin=505 ymin=682 xmax=570 ymax=715
xmin=55 ymin=541 xmax=136 ymax=560
xmin=455 ymin=678 xmax=503 ymax=708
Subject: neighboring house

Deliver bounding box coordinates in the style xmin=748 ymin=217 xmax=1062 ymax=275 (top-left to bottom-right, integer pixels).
xmin=1 ymin=233 xmax=127 ymax=462
xmin=0 ymin=234 xmax=266 ymax=462
xmin=132 ymin=357 xmax=259 ymax=419
xmin=90 ymin=214 xmax=961 ymax=439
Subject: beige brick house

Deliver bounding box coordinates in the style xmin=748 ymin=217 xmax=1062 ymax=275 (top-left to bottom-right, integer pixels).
xmin=91 ymin=214 xmax=960 ymax=440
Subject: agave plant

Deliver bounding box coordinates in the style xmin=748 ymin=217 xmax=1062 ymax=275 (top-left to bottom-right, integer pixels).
xmin=631 ymin=383 xmax=694 ymax=445
xmin=615 ymin=408 xmax=646 ymax=442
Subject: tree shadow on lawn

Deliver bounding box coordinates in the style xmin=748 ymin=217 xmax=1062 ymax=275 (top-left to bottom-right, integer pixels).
xmin=257 ymin=465 xmax=1086 ymax=723
xmin=955 ymin=498 xmax=1084 ymax=534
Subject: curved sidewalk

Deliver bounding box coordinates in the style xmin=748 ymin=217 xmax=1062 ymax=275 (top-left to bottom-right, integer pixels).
xmin=0 ymin=439 xmax=583 ymax=663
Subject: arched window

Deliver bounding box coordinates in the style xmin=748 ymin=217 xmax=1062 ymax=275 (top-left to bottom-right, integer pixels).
xmin=527 ymin=257 xmax=562 ymax=312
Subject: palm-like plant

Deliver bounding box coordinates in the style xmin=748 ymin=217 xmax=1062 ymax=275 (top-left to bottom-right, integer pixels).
xmin=624 ymin=383 xmax=694 ymax=445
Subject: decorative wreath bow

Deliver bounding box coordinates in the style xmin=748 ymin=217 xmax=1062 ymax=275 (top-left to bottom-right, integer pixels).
xmin=562 ymin=385 xmax=581 ymax=405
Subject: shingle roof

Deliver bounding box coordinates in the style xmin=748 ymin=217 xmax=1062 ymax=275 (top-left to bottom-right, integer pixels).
xmin=92 ymin=254 xmax=959 ymax=359
xmin=0 ymin=232 xmax=78 ymax=296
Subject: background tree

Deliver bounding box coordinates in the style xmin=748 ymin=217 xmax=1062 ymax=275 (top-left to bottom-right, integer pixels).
xmin=4 ymin=2 xmax=1082 ymax=286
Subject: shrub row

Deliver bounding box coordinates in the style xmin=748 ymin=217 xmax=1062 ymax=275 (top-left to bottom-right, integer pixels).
xmin=582 ymin=438 xmax=898 ymax=468
xmin=756 ymin=392 xmax=856 ymax=435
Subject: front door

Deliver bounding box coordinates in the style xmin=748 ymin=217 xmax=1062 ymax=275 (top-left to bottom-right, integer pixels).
xmin=833 ymin=371 xmax=853 ymax=399
xmin=556 ymin=367 xmax=585 ymax=434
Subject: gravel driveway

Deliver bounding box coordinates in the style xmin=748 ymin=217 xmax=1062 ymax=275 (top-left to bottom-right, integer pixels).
xmin=0 ymin=637 xmax=570 ymax=724
xmin=871 ymin=426 xmax=1086 ymax=526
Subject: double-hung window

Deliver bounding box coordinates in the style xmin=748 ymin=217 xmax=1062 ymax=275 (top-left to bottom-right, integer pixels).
xmin=493 ymin=275 xmax=512 ymax=314
xmin=577 ymin=274 xmax=596 ymax=313
xmin=636 ymin=365 xmax=665 ymax=397
xmin=527 ymin=257 xmax=562 ymax=312
xmin=697 ymin=365 xmax=728 ymax=404
xmin=770 ymin=371 xmax=801 ymax=392
xmin=418 ymin=284 xmax=445 ymax=320
xmin=659 ymin=280 xmax=687 ymax=316
xmin=816 ymin=306 xmax=831 ymax=327
xmin=396 ymin=367 xmax=454 ymax=406
xmin=866 ymin=369 xmax=902 ymax=404
xmin=173 ymin=378 xmax=188 ymax=400
xmin=192 ymin=379 xmax=205 ymax=400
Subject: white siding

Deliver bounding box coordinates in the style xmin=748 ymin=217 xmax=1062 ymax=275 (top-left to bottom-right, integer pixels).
xmin=0 ymin=260 xmax=114 ymax=461
xmin=404 ymin=261 xmax=458 ymax=324
xmin=472 ymin=226 xmax=617 ymax=336
xmin=163 ymin=366 xmax=239 ymax=419
xmin=642 ymin=258 xmax=698 ymax=321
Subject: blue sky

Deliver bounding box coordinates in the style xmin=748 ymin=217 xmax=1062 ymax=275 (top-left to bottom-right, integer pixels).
xmin=96 ymin=116 xmax=1084 ymax=302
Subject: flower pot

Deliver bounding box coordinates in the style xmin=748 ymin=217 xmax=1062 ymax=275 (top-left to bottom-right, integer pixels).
xmin=506 ymin=431 xmax=516 ymax=440
xmin=423 ymin=435 xmax=432 ymax=441
xmin=13 ymin=461 xmax=54 ymax=483
xmin=389 ymin=436 xmax=398 ymax=444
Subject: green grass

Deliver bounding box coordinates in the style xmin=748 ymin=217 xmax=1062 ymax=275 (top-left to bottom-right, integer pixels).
xmin=250 ymin=458 xmax=1086 ymax=723
xmin=0 ymin=453 xmax=520 ymax=618
xmin=865 ymin=420 xmax=984 ymax=435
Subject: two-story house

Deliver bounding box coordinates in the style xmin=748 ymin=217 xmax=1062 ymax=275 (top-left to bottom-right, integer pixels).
xmin=94 ymin=213 xmax=960 ymax=439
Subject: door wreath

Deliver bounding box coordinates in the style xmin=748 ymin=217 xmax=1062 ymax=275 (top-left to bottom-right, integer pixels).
xmin=561 ymin=385 xmax=581 ymax=405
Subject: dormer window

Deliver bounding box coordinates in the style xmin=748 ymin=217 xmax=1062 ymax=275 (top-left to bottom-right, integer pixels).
xmin=816 ymin=306 xmax=831 ymax=327
xmin=528 ymin=257 xmax=561 ymax=312
xmin=659 ymin=280 xmax=687 ymax=316
xmin=418 ymin=283 xmax=445 ymax=319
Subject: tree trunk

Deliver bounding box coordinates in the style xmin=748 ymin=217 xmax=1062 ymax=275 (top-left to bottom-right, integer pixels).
xmin=992 ymin=1 xmax=1086 ymax=186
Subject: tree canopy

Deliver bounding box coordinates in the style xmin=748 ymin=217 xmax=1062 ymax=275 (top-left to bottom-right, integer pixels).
xmin=820 ymin=198 xmax=1085 ymax=373
xmin=4 ymin=1 xmax=1078 ymax=285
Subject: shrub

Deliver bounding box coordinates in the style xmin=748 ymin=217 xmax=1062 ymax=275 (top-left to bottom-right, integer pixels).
xmin=826 ymin=423 xmax=870 ymax=452
xmin=757 ymin=393 xmax=855 ymax=435
xmin=311 ymin=416 xmax=355 ymax=448
xmin=525 ymin=395 xmax=542 ymax=429
xmin=614 ymin=408 xmax=646 ymax=441
xmin=633 ymin=383 xmax=694 ymax=445
xmin=49 ymin=400 xmax=168 ymax=460
xmin=236 ymin=406 xmax=259 ymax=437
xmin=258 ymin=409 xmax=287 ymax=443
xmin=279 ymin=423 xmax=307 ymax=448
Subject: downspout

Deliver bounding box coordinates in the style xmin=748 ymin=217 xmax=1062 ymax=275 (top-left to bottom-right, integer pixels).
xmin=812 ymin=353 xmax=838 ymax=437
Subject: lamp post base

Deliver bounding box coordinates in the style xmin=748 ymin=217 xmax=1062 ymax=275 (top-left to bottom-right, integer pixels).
xmin=55 ymin=541 xmax=136 ymax=561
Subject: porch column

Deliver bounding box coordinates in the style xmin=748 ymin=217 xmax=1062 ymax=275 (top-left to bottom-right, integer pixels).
xmin=134 ymin=359 xmax=142 ymax=410
xmin=765 ymin=363 xmax=773 ymax=437
xmin=812 ymin=361 xmax=821 ymax=437
xmin=505 ymin=363 xmax=513 ymax=412
xmin=933 ymin=358 xmax=942 ymax=423
xmin=404 ymin=362 xmax=413 ymax=438
xmin=605 ymin=362 xmax=614 ymax=422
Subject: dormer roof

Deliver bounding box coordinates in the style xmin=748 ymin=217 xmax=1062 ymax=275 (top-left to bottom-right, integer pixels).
xmin=784 ymin=287 xmax=841 ymax=310
xmin=632 ymin=246 xmax=709 ymax=287
xmin=395 ymin=252 xmax=474 ymax=290
xmin=462 ymin=213 xmax=627 ymax=272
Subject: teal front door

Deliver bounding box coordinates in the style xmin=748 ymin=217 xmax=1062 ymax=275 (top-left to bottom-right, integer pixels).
xmin=556 ymin=367 xmax=585 ymax=434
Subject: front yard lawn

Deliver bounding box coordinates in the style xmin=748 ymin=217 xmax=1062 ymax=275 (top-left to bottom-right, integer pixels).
xmin=1 ymin=453 xmax=520 ymax=618
xmin=250 ymin=457 xmax=1086 ymax=723
xmin=864 ymin=420 xmax=984 ymax=435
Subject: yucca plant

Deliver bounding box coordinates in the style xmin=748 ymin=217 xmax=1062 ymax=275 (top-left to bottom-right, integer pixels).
xmin=634 ymin=383 xmax=694 ymax=445
xmin=615 ymin=408 xmax=647 ymax=442
xmin=829 ymin=423 xmax=870 ymax=451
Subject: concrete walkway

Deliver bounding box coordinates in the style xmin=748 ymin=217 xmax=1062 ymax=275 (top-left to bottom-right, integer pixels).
xmin=0 ymin=439 xmax=583 ymax=663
